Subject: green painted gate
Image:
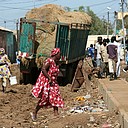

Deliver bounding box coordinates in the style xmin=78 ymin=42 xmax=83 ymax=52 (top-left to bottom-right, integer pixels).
xmin=19 ymin=19 xmax=36 ymax=55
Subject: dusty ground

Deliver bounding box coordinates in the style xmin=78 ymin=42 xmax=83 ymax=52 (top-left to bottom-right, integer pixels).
xmin=0 ymin=83 xmax=120 ymax=128
xmin=0 ymin=62 xmax=126 ymax=128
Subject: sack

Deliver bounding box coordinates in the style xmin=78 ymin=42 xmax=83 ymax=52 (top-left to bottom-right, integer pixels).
xmin=9 ymin=76 xmax=17 ymax=85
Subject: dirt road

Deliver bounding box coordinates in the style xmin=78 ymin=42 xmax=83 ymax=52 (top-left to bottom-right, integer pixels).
xmin=0 ymin=79 xmax=120 ymax=128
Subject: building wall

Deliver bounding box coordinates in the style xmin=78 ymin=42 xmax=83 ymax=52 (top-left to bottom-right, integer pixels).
xmin=86 ymin=35 xmax=113 ymax=49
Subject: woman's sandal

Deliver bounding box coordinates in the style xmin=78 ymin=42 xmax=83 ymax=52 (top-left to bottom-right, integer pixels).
xmin=30 ymin=112 xmax=37 ymax=121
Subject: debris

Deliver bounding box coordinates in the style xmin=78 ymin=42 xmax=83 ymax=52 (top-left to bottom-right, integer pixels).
xmin=89 ymin=116 xmax=95 ymax=123
xmin=102 ymin=123 xmax=112 ymax=128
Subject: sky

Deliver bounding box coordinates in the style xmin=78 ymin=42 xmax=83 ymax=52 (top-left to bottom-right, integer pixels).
xmin=0 ymin=0 xmax=124 ymax=30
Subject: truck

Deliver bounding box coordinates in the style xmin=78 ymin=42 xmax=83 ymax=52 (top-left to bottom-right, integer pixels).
xmin=18 ymin=17 xmax=91 ymax=85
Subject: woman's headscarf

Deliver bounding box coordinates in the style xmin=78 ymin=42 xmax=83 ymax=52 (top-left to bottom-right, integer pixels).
xmin=0 ymin=48 xmax=5 ymax=55
xmin=51 ymin=48 xmax=60 ymax=57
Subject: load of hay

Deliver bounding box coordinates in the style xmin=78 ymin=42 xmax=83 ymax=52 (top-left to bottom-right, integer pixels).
xmin=25 ymin=4 xmax=92 ymax=67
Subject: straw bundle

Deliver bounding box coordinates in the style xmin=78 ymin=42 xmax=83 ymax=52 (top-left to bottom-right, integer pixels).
xmin=25 ymin=4 xmax=92 ymax=66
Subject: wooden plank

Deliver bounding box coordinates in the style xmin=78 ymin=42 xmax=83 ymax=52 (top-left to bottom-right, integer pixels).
xmin=71 ymin=60 xmax=84 ymax=92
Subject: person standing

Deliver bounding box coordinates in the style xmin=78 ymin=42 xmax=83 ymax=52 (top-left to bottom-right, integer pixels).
xmin=0 ymin=48 xmax=11 ymax=92
xmin=88 ymin=44 xmax=96 ymax=67
xmin=122 ymin=39 xmax=128 ymax=73
xmin=114 ymin=36 xmax=123 ymax=77
xmin=94 ymin=36 xmax=103 ymax=78
xmin=100 ymin=39 xmax=109 ymax=77
xmin=107 ymin=36 xmax=118 ymax=80
xmin=31 ymin=48 xmax=64 ymax=121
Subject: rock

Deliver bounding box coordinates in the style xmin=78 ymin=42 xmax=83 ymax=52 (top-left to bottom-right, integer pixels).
xmin=101 ymin=115 xmax=107 ymax=119
xmin=87 ymin=123 xmax=91 ymax=127
xmin=93 ymin=123 xmax=98 ymax=127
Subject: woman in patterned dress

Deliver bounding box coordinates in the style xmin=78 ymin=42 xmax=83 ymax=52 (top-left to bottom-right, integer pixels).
xmin=0 ymin=48 xmax=11 ymax=92
xmin=31 ymin=48 xmax=64 ymax=121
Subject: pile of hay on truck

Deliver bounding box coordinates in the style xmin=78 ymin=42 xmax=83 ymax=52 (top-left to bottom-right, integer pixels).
xmin=25 ymin=4 xmax=91 ymax=58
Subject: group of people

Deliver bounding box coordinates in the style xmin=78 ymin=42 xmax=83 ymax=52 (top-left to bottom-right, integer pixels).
xmin=87 ymin=36 xmax=124 ymax=81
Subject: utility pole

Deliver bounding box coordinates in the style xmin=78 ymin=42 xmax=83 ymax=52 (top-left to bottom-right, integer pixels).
xmin=107 ymin=7 xmax=111 ymax=39
xmin=120 ymin=0 xmax=126 ymax=59
xmin=114 ymin=11 xmax=118 ymax=36
xmin=33 ymin=0 xmax=35 ymax=8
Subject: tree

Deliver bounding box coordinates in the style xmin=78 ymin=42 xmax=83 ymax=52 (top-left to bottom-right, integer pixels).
xmin=73 ymin=6 xmax=113 ymax=35
xmin=64 ymin=6 xmax=71 ymax=12
xmin=86 ymin=6 xmax=113 ymax=35
xmin=78 ymin=6 xmax=85 ymax=12
xmin=73 ymin=6 xmax=85 ymax=12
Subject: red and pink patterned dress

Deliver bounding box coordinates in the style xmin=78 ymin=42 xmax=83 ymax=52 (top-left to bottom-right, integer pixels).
xmin=32 ymin=58 xmax=64 ymax=108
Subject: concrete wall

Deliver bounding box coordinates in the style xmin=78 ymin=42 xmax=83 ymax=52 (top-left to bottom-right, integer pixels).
xmin=86 ymin=35 xmax=113 ymax=49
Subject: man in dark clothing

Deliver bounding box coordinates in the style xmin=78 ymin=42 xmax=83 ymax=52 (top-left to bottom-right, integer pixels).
xmin=88 ymin=44 xmax=94 ymax=58
xmin=107 ymin=36 xmax=118 ymax=80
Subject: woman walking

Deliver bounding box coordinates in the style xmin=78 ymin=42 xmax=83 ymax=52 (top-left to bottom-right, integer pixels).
xmin=0 ymin=48 xmax=11 ymax=92
xmin=31 ymin=48 xmax=64 ymax=121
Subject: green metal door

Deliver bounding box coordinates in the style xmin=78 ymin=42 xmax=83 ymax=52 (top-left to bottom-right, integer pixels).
xmin=55 ymin=23 xmax=90 ymax=64
xmin=68 ymin=28 xmax=90 ymax=61
xmin=55 ymin=24 xmax=69 ymax=60
xmin=19 ymin=21 xmax=36 ymax=55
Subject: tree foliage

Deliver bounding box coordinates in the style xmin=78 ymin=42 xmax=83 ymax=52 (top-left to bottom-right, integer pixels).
xmin=73 ymin=6 xmax=113 ymax=35
xmin=78 ymin=6 xmax=85 ymax=12
xmin=64 ymin=6 xmax=71 ymax=12
xmin=86 ymin=6 xmax=108 ymax=35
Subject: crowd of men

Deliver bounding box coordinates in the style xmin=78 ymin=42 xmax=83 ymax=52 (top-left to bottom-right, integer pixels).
xmin=87 ymin=36 xmax=126 ymax=81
